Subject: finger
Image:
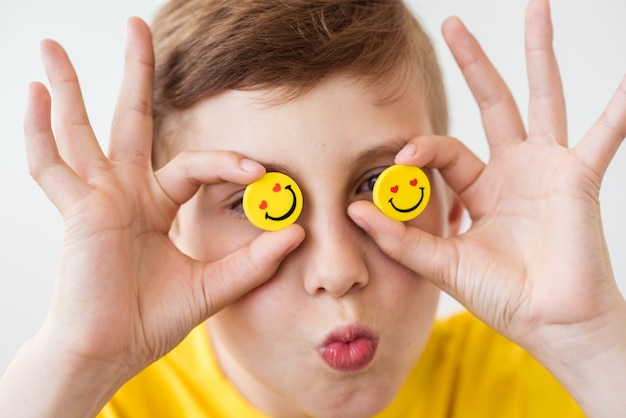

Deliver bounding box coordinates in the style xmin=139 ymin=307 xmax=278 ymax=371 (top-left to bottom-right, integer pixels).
xmin=24 ymin=82 xmax=91 ymax=212
xmin=347 ymin=201 xmax=459 ymax=296
xmin=40 ymin=39 xmax=108 ymax=175
xmin=395 ymin=136 xmax=485 ymax=205
xmin=109 ymin=17 xmax=155 ymax=166
xmin=575 ymin=74 xmax=626 ymax=177
xmin=155 ymin=151 xmax=266 ymax=205
xmin=196 ymin=224 xmax=305 ymax=315
xmin=442 ymin=17 xmax=526 ymax=150
xmin=525 ymin=0 xmax=567 ymax=145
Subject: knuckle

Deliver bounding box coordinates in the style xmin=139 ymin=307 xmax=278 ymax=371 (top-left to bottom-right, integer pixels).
xmin=598 ymin=111 xmax=625 ymax=139
xmin=130 ymin=98 xmax=153 ymax=118
xmin=27 ymin=156 xmax=59 ymax=182
xmin=27 ymin=164 xmax=44 ymax=181
xmin=68 ymin=115 xmax=91 ymax=128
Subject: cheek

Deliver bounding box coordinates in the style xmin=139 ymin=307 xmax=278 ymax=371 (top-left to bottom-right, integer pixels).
xmin=369 ymin=258 xmax=440 ymax=331
xmin=208 ymin=277 xmax=310 ymax=388
xmin=214 ymin=277 xmax=300 ymax=334
xmin=376 ymin=276 xmax=439 ymax=376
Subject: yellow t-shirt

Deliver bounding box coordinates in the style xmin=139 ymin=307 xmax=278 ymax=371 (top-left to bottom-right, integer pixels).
xmin=98 ymin=312 xmax=584 ymax=417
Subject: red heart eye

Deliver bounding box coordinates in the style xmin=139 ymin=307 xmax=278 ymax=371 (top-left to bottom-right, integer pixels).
xmin=390 ymin=185 xmax=399 ymax=193
xmin=273 ymin=183 xmax=281 ymax=192
xmin=259 ymin=200 xmax=268 ymax=209
xmin=410 ymin=178 xmax=418 ymax=187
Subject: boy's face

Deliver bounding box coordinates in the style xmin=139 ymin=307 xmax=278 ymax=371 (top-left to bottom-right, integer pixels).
xmin=170 ymin=75 xmax=456 ymax=418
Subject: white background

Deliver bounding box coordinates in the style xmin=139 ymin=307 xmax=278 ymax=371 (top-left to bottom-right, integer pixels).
xmin=1 ymin=0 xmax=625 ymax=374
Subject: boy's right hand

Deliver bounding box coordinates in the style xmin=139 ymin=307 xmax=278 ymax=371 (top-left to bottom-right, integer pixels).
xmin=347 ymin=1 xmax=626 ymax=415
xmin=0 ymin=17 xmax=304 ymax=417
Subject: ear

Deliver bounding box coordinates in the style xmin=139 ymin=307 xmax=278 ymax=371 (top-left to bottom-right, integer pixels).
xmin=446 ymin=190 xmax=466 ymax=238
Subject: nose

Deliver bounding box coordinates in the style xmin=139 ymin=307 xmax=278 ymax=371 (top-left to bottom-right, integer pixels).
xmin=300 ymin=211 xmax=370 ymax=298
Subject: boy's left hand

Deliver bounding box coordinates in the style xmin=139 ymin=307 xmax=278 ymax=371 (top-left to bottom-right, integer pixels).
xmin=349 ymin=0 xmax=626 ymax=415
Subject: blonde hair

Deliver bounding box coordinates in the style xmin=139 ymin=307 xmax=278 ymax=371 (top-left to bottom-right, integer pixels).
xmin=151 ymin=0 xmax=448 ymax=165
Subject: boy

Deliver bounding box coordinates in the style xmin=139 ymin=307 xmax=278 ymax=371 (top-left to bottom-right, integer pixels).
xmin=1 ymin=0 xmax=626 ymax=416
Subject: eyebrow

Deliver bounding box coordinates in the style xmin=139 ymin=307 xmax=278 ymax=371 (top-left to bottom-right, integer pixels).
xmin=348 ymin=138 xmax=407 ymax=169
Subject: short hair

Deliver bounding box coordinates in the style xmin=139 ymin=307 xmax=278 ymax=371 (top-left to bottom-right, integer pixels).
xmin=151 ymin=0 xmax=448 ymax=165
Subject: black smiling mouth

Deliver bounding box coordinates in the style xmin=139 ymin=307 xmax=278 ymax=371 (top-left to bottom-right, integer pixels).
xmin=265 ymin=185 xmax=298 ymax=221
xmin=388 ymin=187 xmax=425 ymax=213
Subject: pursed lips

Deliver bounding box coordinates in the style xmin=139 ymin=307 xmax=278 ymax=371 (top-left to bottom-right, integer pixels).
xmin=317 ymin=324 xmax=379 ymax=372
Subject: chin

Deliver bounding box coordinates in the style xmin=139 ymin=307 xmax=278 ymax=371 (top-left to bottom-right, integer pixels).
xmin=297 ymin=380 xmax=398 ymax=418
xmin=310 ymin=399 xmax=390 ymax=418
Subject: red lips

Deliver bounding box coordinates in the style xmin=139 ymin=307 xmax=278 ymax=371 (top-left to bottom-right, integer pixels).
xmin=318 ymin=326 xmax=379 ymax=372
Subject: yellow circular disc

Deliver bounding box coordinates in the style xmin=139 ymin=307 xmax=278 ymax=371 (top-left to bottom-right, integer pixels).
xmin=243 ymin=172 xmax=303 ymax=231
xmin=372 ymin=165 xmax=430 ymax=222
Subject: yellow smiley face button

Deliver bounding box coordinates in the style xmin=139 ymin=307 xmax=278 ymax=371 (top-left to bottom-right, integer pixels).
xmin=372 ymin=165 xmax=431 ymax=222
xmin=243 ymin=172 xmax=303 ymax=231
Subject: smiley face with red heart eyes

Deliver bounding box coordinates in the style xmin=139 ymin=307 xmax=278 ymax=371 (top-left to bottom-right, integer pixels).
xmin=243 ymin=172 xmax=304 ymax=231
xmin=372 ymin=165 xmax=431 ymax=221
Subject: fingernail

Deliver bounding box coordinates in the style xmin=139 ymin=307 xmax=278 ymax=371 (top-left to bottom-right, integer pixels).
xmin=395 ymin=143 xmax=417 ymax=162
xmin=240 ymin=158 xmax=265 ymax=173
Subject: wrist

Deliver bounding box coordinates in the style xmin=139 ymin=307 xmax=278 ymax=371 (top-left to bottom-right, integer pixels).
xmin=529 ymin=297 xmax=626 ymax=418
xmin=0 ymin=329 xmax=131 ymax=418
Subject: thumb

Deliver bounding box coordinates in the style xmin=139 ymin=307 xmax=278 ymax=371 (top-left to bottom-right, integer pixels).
xmin=195 ymin=224 xmax=305 ymax=316
xmin=348 ymin=201 xmax=460 ymax=295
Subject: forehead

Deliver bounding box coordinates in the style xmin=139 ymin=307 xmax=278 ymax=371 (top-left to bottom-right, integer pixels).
xmin=173 ymin=75 xmax=431 ymax=170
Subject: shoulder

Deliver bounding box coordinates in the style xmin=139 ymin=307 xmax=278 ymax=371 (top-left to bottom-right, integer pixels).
xmin=414 ymin=311 xmax=584 ymax=417
xmin=426 ymin=310 xmax=526 ymax=365
xmin=98 ymin=323 xmax=267 ymax=418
